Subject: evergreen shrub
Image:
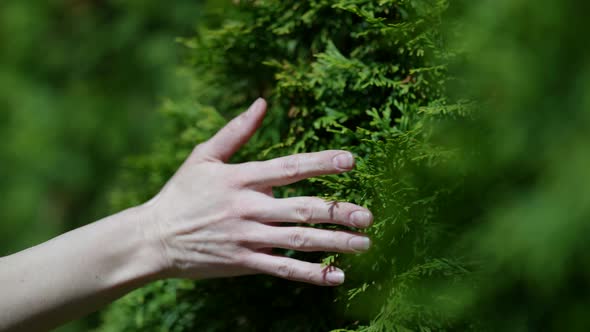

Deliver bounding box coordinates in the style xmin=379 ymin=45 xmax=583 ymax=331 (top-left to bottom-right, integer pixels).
xmin=99 ymin=0 xmax=590 ymax=331
xmin=98 ymin=1 xmax=455 ymax=331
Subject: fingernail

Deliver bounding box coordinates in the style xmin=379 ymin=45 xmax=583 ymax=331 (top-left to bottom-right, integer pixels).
xmin=349 ymin=237 xmax=371 ymax=252
xmin=247 ymin=98 xmax=265 ymax=115
xmin=350 ymin=211 xmax=373 ymax=227
xmin=326 ymin=269 xmax=345 ymax=285
xmin=333 ymin=152 xmax=354 ymax=170
xmin=253 ymin=98 xmax=265 ymax=109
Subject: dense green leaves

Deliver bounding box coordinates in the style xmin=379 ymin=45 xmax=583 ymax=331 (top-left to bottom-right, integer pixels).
xmin=99 ymin=0 xmax=590 ymax=331
xmin=99 ymin=1 xmax=458 ymax=331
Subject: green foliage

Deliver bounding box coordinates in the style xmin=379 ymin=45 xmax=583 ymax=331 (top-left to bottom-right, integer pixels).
xmin=99 ymin=280 xmax=199 ymax=332
xmin=100 ymin=0 xmax=590 ymax=331
xmin=99 ymin=1 xmax=459 ymax=331
xmin=0 ymin=1 xmax=202 ymax=331
xmin=0 ymin=0 xmax=202 ymax=254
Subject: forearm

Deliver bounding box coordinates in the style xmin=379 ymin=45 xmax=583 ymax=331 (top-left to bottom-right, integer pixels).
xmin=0 ymin=99 xmax=373 ymax=331
xmin=0 ymin=206 xmax=164 ymax=332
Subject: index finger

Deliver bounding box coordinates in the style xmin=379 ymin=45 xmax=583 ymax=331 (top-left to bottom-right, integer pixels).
xmin=239 ymin=150 xmax=355 ymax=187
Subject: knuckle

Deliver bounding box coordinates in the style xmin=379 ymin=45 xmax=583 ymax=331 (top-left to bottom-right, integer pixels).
xmin=223 ymin=165 xmax=245 ymax=187
xmin=227 ymin=231 xmax=247 ymax=246
xmin=229 ymin=196 xmax=251 ymax=219
xmin=188 ymin=143 xmax=208 ymax=162
xmin=230 ymin=248 xmax=251 ymax=265
xmin=192 ymin=142 xmax=206 ymax=154
xmin=330 ymin=231 xmax=348 ymax=250
xmin=277 ymin=264 xmax=295 ymax=279
xmin=295 ymin=200 xmax=314 ymax=223
xmin=241 ymin=253 xmax=260 ymax=270
xmin=282 ymin=156 xmax=300 ymax=179
xmin=289 ymin=230 xmax=308 ymax=249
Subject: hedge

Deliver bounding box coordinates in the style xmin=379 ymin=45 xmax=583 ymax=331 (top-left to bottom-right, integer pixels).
xmin=98 ymin=0 xmax=590 ymax=331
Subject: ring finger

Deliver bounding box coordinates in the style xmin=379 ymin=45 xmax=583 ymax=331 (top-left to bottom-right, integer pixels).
xmin=247 ymin=196 xmax=373 ymax=228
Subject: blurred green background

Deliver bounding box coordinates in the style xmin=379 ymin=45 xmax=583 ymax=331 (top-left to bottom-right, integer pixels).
xmin=0 ymin=1 xmax=201 ymax=330
xmin=0 ymin=0 xmax=201 ymax=253
xmin=4 ymin=1 xmax=590 ymax=331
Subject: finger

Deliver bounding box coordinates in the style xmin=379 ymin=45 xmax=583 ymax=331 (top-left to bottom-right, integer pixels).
xmin=240 ymin=150 xmax=355 ymax=187
xmin=194 ymin=98 xmax=267 ymax=162
xmin=246 ymin=196 xmax=373 ymax=228
xmin=245 ymin=225 xmax=371 ymax=253
xmin=243 ymin=252 xmax=346 ymax=286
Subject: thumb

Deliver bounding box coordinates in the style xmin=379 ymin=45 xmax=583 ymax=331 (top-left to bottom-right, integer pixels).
xmin=193 ymin=98 xmax=267 ymax=162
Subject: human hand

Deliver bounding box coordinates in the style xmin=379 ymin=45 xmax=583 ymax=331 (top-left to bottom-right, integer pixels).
xmin=141 ymin=98 xmax=373 ymax=286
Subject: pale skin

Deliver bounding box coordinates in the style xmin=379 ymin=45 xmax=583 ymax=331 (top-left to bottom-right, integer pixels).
xmin=0 ymin=98 xmax=373 ymax=332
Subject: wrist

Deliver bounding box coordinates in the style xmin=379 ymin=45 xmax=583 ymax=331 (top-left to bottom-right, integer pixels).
xmin=132 ymin=202 xmax=175 ymax=279
xmin=97 ymin=206 xmax=169 ymax=288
